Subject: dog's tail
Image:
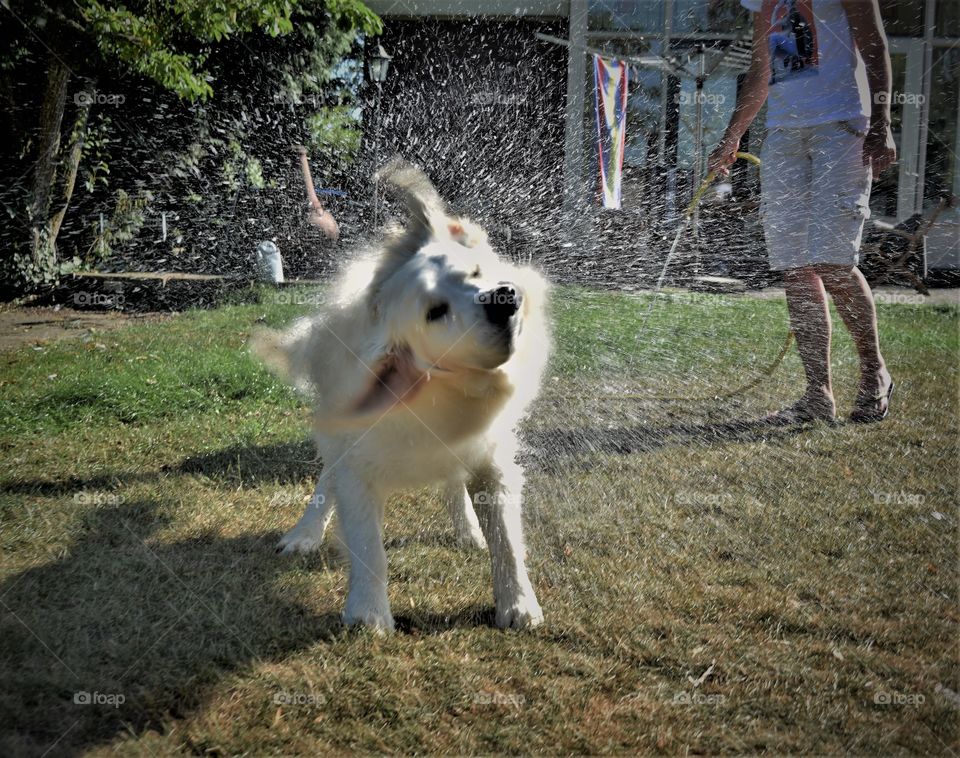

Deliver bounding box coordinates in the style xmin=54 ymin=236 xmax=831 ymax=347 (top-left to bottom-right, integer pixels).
xmin=249 ymin=327 xmax=290 ymax=378
xmin=249 ymin=318 xmax=316 ymax=396
xmin=377 ymin=155 xmax=447 ymax=249
xmin=376 ymin=156 xmax=446 ymax=231
xmin=377 ymin=157 xmax=487 ymax=249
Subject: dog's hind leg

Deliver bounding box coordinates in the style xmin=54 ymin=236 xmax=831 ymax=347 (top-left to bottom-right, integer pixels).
xmin=277 ymin=475 xmax=335 ymax=554
xmin=335 ymin=469 xmax=394 ymax=632
xmin=468 ymin=459 xmax=543 ymax=630
xmin=442 ymin=482 xmax=487 ymax=550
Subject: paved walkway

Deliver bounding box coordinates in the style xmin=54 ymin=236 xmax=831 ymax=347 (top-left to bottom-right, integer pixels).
xmin=0 ymin=306 xmax=169 ymax=351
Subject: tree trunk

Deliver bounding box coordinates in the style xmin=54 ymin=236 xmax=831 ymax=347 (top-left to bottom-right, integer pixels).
xmin=49 ymin=98 xmax=91 ymax=245
xmin=29 ymin=57 xmax=70 ymax=272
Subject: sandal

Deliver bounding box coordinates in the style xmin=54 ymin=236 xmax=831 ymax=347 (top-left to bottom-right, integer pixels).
xmin=850 ymin=380 xmax=894 ymax=423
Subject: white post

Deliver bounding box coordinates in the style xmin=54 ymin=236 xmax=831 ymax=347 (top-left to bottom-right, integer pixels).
xmin=99 ymin=213 xmax=105 ymax=255
xmin=660 ymin=0 xmax=676 ymax=223
xmin=692 ymin=45 xmax=706 ymax=245
xmin=896 ymin=39 xmax=924 ymax=221
xmin=914 ymin=0 xmax=936 ymax=215
xmin=658 ymin=0 xmax=674 ymax=169
xmin=161 ymin=212 xmax=167 ymax=242
xmin=562 ymin=0 xmax=589 ymax=220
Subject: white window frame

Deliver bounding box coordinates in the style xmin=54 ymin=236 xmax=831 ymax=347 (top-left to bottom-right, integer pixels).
xmin=889 ymin=37 xmax=925 ymax=221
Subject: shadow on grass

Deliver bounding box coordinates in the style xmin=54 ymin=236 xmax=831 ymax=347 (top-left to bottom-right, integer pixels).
xmin=394 ymin=605 xmax=498 ymax=634
xmin=0 ymin=419 xmax=825 ymax=754
xmin=0 ymin=438 xmax=318 ymax=497
xmin=522 ymin=418 xmax=807 ymax=472
xmin=3 ymin=419 xmax=802 ymax=497
xmin=174 ymin=437 xmax=318 ymax=485
xmin=0 ymin=500 xmax=522 ymax=755
xmin=0 ymin=500 xmax=341 ymax=757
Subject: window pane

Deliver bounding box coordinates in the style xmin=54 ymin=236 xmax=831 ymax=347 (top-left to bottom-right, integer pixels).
xmin=676 ymin=70 xmax=739 ymax=170
xmin=589 ymin=0 xmax=664 ymax=32
xmin=936 ymin=0 xmax=960 ymax=36
xmin=879 ymin=0 xmax=925 ymax=37
xmin=589 ymin=0 xmax=750 ymax=34
xmin=674 ymin=0 xmax=749 ymax=34
xmin=924 ymin=47 xmax=959 ymax=207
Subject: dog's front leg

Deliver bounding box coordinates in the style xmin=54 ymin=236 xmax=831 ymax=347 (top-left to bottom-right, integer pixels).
xmin=277 ymin=475 xmax=335 ymax=554
xmin=335 ymin=470 xmax=394 ymax=632
xmin=469 ymin=459 xmax=543 ymax=630
xmin=442 ymin=482 xmax=487 ymax=549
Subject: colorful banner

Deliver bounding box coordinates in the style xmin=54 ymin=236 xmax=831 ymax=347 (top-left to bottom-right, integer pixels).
xmin=593 ymin=55 xmax=629 ymax=209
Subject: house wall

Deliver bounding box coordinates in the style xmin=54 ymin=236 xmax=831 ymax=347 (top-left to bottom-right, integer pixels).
xmin=365 ymin=0 xmax=568 ymax=18
xmin=369 ymin=0 xmax=959 ymax=275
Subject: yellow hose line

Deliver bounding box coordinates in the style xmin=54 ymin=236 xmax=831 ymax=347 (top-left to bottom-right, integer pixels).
xmin=554 ymin=332 xmax=795 ymax=404
xmin=557 ymin=151 xmax=797 ymax=404
xmin=685 ymin=151 xmax=762 ymax=218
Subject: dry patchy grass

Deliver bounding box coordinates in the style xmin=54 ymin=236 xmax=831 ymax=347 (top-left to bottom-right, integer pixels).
xmin=1 ymin=287 xmax=957 ymax=755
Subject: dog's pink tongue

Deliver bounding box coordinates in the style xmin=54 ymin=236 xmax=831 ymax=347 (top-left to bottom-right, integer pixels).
xmin=352 ymin=348 xmax=426 ymax=417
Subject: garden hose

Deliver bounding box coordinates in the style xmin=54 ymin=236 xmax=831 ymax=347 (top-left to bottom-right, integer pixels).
xmin=564 ymin=151 xmax=796 ymax=404
xmin=587 ymin=330 xmax=795 ymax=403
xmin=685 ymin=151 xmax=762 ymax=219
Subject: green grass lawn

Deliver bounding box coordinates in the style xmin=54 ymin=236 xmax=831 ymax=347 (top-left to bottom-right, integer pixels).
xmin=1 ymin=286 xmax=957 ymax=755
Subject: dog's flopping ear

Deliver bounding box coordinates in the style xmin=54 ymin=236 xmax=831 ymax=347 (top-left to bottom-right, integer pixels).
xmin=445 ymin=218 xmax=488 ymax=248
xmin=349 ymin=345 xmax=427 ymax=418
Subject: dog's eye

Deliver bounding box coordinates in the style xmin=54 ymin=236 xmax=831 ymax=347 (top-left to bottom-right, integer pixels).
xmin=426 ymin=303 xmax=450 ymax=322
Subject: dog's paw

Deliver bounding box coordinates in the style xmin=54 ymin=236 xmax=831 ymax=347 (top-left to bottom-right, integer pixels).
xmin=456 ymin=527 xmax=487 ymax=551
xmin=495 ymin=594 xmax=543 ymax=630
xmin=276 ymin=528 xmax=324 ymax=555
xmin=343 ymin=598 xmax=395 ymax=633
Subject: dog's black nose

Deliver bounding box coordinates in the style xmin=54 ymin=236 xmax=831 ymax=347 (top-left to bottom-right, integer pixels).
xmin=482 ymin=285 xmax=521 ymax=328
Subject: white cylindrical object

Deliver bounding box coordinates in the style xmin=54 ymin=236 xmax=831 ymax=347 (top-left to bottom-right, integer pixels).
xmin=256 ymin=240 xmax=284 ymax=283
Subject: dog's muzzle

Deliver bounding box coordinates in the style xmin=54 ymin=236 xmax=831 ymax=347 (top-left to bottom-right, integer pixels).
xmin=481 ymin=284 xmax=522 ymax=329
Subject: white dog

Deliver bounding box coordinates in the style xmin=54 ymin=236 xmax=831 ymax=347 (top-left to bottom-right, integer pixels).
xmin=252 ymin=159 xmax=550 ymax=632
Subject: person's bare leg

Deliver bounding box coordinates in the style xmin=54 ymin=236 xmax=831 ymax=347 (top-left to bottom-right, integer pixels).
xmin=776 ymin=265 xmax=836 ymax=421
xmin=819 ymin=264 xmax=892 ymax=417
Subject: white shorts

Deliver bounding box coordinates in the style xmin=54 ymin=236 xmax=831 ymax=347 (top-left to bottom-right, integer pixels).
xmin=760 ymin=120 xmax=873 ymax=271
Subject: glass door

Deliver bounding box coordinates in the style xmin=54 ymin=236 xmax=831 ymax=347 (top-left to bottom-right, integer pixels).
xmin=869 ymin=38 xmax=926 ymax=222
xmin=920 ymin=43 xmax=959 ymax=270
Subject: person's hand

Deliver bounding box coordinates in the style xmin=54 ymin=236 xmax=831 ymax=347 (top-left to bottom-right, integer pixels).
xmin=708 ymin=133 xmax=741 ymax=177
xmin=308 ymin=206 xmax=340 ymax=242
xmin=306 ymin=196 xmax=339 ymax=240
xmin=864 ymin=121 xmax=896 ymax=173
